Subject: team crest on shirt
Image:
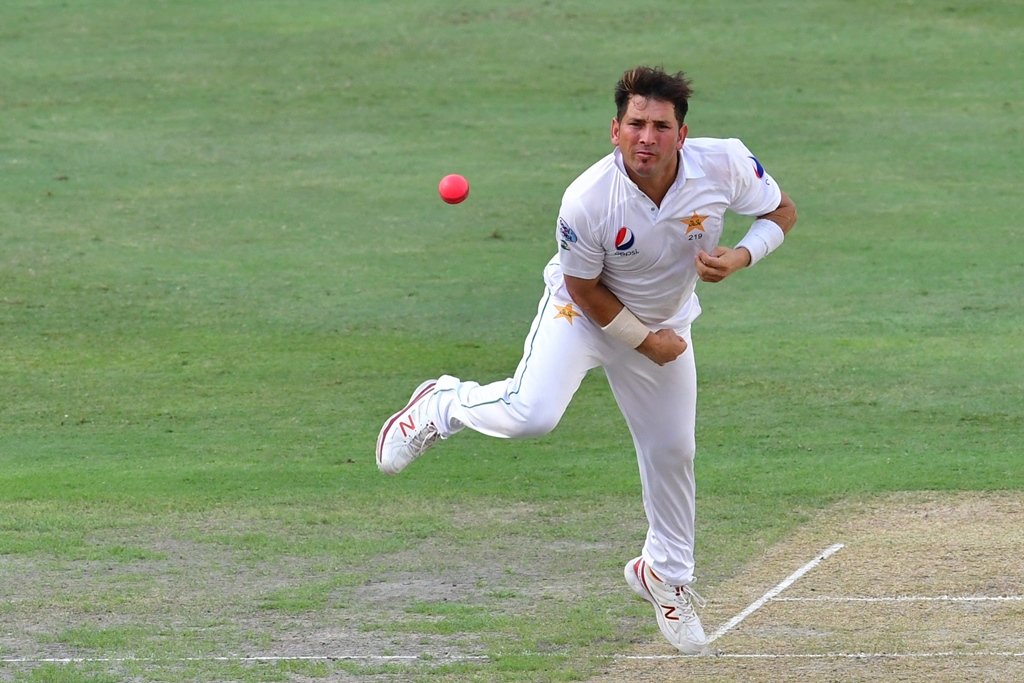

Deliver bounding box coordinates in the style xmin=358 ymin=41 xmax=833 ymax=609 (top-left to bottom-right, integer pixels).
xmin=681 ymin=211 xmax=707 ymax=235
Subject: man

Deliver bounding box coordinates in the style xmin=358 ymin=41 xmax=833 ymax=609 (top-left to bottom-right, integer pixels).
xmin=375 ymin=66 xmax=797 ymax=654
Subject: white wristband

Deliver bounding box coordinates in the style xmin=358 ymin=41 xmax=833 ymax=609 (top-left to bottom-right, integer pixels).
xmin=601 ymin=306 xmax=650 ymax=349
xmin=736 ymin=218 xmax=785 ymax=266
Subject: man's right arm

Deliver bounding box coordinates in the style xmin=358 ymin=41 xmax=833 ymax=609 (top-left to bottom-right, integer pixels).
xmin=563 ymin=274 xmax=687 ymax=366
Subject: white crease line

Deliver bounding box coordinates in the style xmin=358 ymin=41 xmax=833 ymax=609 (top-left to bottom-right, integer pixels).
xmin=0 ymin=655 xmax=488 ymax=664
xmin=6 ymin=650 xmax=1024 ymax=665
xmin=773 ymin=595 xmax=1024 ymax=602
xmin=707 ymin=542 xmax=845 ymax=644
xmin=616 ymin=651 xmax=1024 ymax=660
xmin=717 ymin=652 xmax=1024 ymax=659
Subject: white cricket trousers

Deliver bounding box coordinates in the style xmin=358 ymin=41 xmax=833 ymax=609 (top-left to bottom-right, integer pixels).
xmin=430 ymin=286 xmax=698 ymax=585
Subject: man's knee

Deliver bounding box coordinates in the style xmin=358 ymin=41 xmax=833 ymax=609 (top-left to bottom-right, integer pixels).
xmin=639 ymin=434 xmax=696 ymax=464
xmin=506 ymin=396 xmax=563 ymax=438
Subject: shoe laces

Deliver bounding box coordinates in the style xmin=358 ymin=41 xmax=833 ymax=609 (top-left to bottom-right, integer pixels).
xmin=408 ymin=422 xmax=440 ymax=455
xmin=671 ymin=584 xmax=706 ymax=619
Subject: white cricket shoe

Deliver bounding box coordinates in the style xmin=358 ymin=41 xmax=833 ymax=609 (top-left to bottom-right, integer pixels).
xmin=376 ymin=380 xmax=441 ymax=475
xmin=624 ymin=556 xmax=709 ymax=655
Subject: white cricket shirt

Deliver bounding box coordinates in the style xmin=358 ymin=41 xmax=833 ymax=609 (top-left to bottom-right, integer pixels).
xmin=547 ymin=137 xmax=782 ymax=328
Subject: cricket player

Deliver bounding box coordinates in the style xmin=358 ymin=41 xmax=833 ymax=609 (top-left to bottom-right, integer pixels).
xmin=375 ymin=65 xmax=797 ymax=654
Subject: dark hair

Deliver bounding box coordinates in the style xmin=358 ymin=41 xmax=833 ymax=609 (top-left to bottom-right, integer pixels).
xmin=614 ymin=66 xmax=693 ymax=126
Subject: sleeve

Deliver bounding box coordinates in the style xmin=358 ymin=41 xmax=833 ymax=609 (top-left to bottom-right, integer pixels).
xmin=726 ymin=138 xmax=783 ymax=217
xmin=555 ymin=200 xmax=605 ymax=280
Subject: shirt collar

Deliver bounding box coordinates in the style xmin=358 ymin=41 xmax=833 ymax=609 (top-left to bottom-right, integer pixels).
xmin=679 ymin=145 xmax=705 ymax=181
xmin=613 ymin=146 xmax=705 ymax=193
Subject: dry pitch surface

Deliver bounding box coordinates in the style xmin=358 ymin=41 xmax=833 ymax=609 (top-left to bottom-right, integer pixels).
xmin=598 ymin=491 xmax=1024 ymax=682
xmin=1 ymin=491 xmax=1020 ymax=681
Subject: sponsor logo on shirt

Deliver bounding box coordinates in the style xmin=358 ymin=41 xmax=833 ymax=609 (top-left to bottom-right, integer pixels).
xmin=612 ymin=226 xmax=639 ymax=257
xmin=749 ymin=155 xmax=772 ymax=187
xmin=749 ymin=156 xmax=765 ymax=178
xmin=614 ymin=227 xmax=635 ymax=250
xmin=558 ymin=217 xmax=577 ymax=250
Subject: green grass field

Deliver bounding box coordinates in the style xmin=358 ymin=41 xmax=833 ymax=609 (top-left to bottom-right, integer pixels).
xmin=2 ymin=1 xmax=1021 ymax=681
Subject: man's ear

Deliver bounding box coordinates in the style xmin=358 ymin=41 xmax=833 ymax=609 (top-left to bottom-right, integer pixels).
xmin=677 ymin=123 xmax=688 ymax=150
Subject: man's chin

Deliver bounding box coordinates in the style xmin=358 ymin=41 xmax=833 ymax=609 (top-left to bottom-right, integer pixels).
xmin=630 ymin=161 xmax=658 ymax=177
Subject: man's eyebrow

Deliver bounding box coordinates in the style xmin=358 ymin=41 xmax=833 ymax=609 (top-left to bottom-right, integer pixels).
xmin=625 ymin=114 xmax=674 ymax=125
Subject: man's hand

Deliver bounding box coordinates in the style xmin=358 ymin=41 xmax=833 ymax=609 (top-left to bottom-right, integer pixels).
xmin=636 ymin=328 xmax=688 ymax=366
xmin=696 ymin=246 xmax=751 ymax=283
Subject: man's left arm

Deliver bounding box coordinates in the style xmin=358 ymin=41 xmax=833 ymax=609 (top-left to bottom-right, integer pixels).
xmin=695 ymin=191 xmax=797 ymax=283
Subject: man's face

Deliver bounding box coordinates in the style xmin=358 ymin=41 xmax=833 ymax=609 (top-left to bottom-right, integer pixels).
xmin=610 ymin=96 xmax=687 ymax=181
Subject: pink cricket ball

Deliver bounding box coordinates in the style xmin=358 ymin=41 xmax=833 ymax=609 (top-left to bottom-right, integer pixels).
xmin=438 ymin=174 xmax=470 ymax=204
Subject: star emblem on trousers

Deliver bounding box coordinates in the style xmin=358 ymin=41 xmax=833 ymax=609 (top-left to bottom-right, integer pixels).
xmin=554 ymin=303 xmax=580 ymax=324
